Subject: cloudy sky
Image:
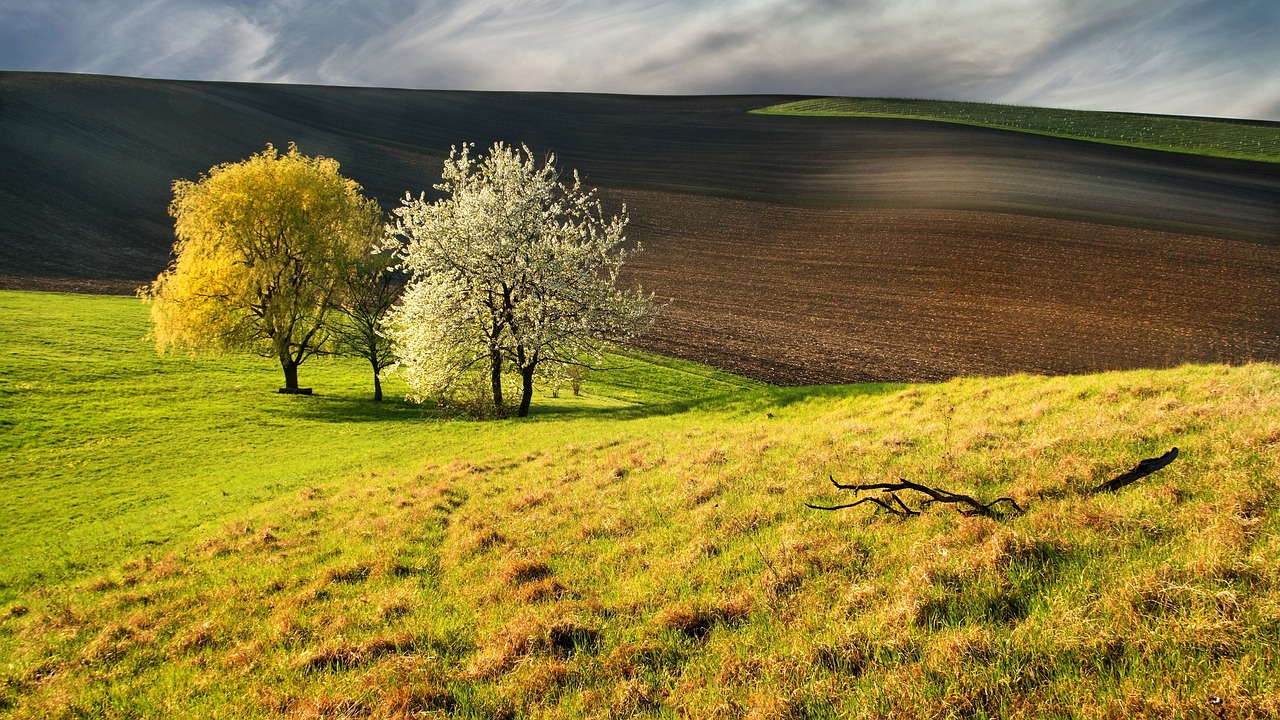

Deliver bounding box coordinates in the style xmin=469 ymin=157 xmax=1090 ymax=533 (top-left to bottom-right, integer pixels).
xmin=2 ymin=0 xmax=1278 ymax=120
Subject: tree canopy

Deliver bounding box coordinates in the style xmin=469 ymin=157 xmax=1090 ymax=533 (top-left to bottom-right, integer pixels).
xmin=145 ymin=143 xmax=382 ymax=392
xmin=384 ymin=142 xmax=657 ymax=417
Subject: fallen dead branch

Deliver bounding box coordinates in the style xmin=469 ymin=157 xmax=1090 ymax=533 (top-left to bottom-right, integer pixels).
xmin=809 ymin=447 xmax=1181 ymax=519
xmin=1089 ymin=447 xmax=1179 ymax=494
xmin=806 ymin=477 xmax=1024 ymax=518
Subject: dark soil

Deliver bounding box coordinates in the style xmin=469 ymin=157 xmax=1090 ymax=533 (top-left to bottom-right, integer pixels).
xmin=619 ymin=192 xmax=1279 ymax=383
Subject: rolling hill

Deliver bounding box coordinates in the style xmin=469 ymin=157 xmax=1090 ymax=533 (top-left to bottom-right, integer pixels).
xmin=3 ymin=73 xmax=1279 ymax=718
xmin=2 ymin=72 xmax=1278 ymax=383
xmin=2 ymin=292 xmax=1278 ymax=718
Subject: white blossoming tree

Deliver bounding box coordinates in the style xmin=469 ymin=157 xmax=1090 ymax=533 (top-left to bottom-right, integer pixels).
xmin=383 ymin=142 xmax=657 ymax=417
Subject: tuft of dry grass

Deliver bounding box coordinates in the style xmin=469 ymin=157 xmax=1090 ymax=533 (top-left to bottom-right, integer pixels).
xmin=299 ymin=632 xmax=415 ymax=672
xmin=515 ymin=578 xmax=570 ymax=603
xmin=500 ymin=559 xmax=553 ymax=586
xmin=290 ymin=693 xmax=369 ymax=720
xmin=465 ymin=612 xmax=599 ymax=680
xmin=320 ymin=563 xmax=372 ymax=586
xmin=168 ymin=620 xmax=218 ymax=657
xmin=655 ymin=594 xmax=752 ymax=640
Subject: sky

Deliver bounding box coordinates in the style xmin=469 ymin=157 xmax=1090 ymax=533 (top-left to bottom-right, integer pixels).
xmin=2 ymin=0 xmax=1278 ymax=121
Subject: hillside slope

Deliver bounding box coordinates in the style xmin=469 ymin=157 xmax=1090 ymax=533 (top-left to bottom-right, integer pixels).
xmin=1 ymin=292 xmax=1278 ymax=718
xmin=2 ymin=72 xmax=1279 ymax=382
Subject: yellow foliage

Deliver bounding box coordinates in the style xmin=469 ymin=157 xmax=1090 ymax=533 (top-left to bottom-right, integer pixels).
xmin=144 ymin=144 xmax=380 ymax=379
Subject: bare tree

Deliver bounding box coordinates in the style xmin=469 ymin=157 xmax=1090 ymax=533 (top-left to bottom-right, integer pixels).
xmin=328 ymin=251 xmax=403 ymax=401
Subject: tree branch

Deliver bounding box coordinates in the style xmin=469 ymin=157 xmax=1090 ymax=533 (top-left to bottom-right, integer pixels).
xmin=806 ymin=493 xmax=922 ymax=517
xmin=810 ymin=475 xmax=1024 ymax=518
xmin=1089 ymin=447 xmax=1179 ymax=494
xmin=811 ymin=447 xmax=1181 ymax=519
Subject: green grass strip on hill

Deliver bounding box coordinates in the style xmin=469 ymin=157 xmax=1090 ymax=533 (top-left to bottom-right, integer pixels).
xmin=753 ymin=97 xmax=1280 ymax=163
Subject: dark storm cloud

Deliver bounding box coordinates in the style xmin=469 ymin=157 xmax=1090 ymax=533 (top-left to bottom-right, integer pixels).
xmin=1 ymin=0 xmax=1276 ymax=120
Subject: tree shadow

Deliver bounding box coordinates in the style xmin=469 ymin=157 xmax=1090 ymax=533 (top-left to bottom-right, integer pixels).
xmin=281 ymin=379 xmax=908 ymax=426
xmin=276 ymin=392 xmax=439 ymax=423
xmin=542 ymin=382 xmax=907 ymax=423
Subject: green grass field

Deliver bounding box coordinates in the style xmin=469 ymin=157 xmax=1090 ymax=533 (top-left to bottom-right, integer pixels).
xmin=2 ymin=291 xmax=1278 ymax=718
xmin=753 ymin=98 xmax=1280 ymax=163
xmin=0 ymin=291 xmax=761 ymax=604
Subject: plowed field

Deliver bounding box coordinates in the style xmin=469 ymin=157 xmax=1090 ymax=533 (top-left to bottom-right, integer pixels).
xmin=3 ymin=73 xmax=1278 ymax=384
xmin=620 ymin=191 xmax=1280 ymax=383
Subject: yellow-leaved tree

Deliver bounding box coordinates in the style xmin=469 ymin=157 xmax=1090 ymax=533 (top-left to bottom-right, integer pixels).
xmin=144 ymin=144 xmax=381 ymax=393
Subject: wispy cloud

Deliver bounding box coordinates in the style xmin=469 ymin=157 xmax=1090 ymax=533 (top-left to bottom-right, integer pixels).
xmin=993 ymin=0 xmax=1280 ymax=119
xmin=0 ymin=0 xmax=276 ymax=80
xmin=1 ymin=0 xmax=1276 ymax=120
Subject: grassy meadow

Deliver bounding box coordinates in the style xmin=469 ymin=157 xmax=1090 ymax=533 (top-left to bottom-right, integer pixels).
xmin=753 ymin=98 xmax=1280 ymax=163
xmin=2 ymin=290 xmax=1279 ymax=718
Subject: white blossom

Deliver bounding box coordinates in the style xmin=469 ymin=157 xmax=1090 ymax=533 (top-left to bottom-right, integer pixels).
xmin=383 ymin=142 xmax=658 ymax=416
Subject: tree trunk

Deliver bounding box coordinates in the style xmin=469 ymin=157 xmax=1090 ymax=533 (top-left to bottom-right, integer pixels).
xmin=371 ymin=363 xmax=383 ymax=402
xmin=489 ymin=348 xmax=506 ymax=418
xmin=282 ymin=360 xmax=299 ymax=390
xmin=517 ymin=364 xmax=536 ymax=417
xmin=277 ymin=361 xmax=311 ymax=394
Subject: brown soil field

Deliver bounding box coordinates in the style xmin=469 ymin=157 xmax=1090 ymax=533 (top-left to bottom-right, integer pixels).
xmin=2 ymin=72 xmax=1278 ymax=384
xmin=619 ymin=191 xmax=1280 ymax=383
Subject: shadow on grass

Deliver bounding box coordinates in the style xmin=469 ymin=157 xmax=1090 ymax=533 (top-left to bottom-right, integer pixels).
xmin=274 ymin=392 xmax=439 ymax=423
xmin=584 ymin=381 xmax=909 ymax=422
xmin=282 ymin=381 xmax=910 ymax=425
